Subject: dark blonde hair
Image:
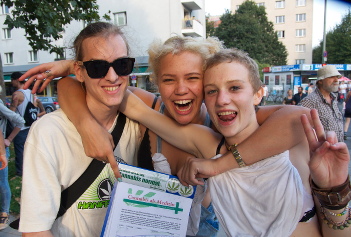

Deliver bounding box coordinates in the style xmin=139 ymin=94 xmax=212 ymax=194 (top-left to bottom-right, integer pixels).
xmin=148 ymin=36 xmax=224 ymax=84
xmin=206 ymin=48 xmax=262 ymax=93
xmin=73 ymin=22 xmax=129 ymax=61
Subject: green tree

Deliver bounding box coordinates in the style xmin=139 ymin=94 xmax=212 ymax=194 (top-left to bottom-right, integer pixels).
xmin=206 ymin=14 xmax=216 ymax=38
xmin=215 ymin=1 xmax=287 ymax=66
xmin=312 ymin=10 xmax=351 ymax=64
xmin=0 ymin=0 xmax=108 ymax=101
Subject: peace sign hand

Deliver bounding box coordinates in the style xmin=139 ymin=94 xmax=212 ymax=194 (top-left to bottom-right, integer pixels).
xmin=301 ymin=109 xmax=349 ymax=189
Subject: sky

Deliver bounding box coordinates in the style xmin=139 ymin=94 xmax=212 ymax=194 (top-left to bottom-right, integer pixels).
xmin=204 ymin=0 xmax=351 ymax=46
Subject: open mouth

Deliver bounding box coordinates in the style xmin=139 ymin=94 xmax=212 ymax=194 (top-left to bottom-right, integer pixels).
xmin=174 ymin=100 xmax=192 ymax=112
xmin=217 ymin=111 xmax=237 ymax=121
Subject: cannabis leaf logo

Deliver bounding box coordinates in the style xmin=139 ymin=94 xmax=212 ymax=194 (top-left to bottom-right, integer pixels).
xmin=179 ymin=185 xmax=193 ymax=197
xmin=166 ymin=178 xmax=180 ymax=193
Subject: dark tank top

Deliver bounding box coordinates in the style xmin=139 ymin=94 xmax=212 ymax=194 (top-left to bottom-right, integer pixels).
xmin=137 ymin=99 xmax=212 ymax=170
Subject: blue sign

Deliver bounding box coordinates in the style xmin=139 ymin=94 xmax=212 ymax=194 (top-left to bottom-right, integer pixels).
xmin=271 ymin=64 xmax=300 ymax=72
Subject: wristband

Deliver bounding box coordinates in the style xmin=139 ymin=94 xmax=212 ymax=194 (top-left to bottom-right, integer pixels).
xmin=310 ymin=176 xmax=351 ymax=210
xmin=226 ymin=143 xmax=246 ymax=168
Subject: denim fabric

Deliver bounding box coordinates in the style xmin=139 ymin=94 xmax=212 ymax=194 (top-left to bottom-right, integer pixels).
xmin=13 ymin=128 xmax=29 ymax=176
xmin=0 ymin=147 xmax=11 ymax=213
xmin=195 ymin=203 xmax=219 ymax=237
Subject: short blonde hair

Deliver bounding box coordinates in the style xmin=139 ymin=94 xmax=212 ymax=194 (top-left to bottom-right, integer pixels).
xmin=148 ymin=36 xmax=224 ymax=84
xmin=206 ymin=48 xmax=262 ymax=93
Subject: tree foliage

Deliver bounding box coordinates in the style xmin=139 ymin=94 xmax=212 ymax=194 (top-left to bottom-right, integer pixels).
xmin=0 ymin=0 xmax=108 ymax=55
xmin=214 ymin=1 xmax=287 ymax=66
xmin=312 ymin=10 xmax=351 ymax=64
xmin=206 ymin=15 xmax=215 ymax=38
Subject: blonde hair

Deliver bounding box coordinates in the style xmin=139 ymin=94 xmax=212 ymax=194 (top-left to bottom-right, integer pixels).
xmin=148 ymin=36 xmax=224 ymax=84
xmin=206 ymin=48 xmax=262 ymax=93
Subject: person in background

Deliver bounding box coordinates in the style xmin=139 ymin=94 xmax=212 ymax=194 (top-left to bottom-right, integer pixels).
xmin=347 ymin=81 xmax=351 ymax=93
xmin=261 ymin=84 xmax=268 ymax=105
xmin=339 ymin=81 xmax=347 ymax=102
xmin=292 ymin=86 xmax=307 ymax=105
xmin=0 ymin=85 xmax=25 ymax=230
xmin=9 ymin=72 xmax=35 ymax=176
xmin=299 ymin=65 xmax=344 ymax=142
xmin=343 ymin=90 xmax=351 ymax=140
xmin=307 ymin=82 xmax=315 ymax=94
xmin=33 ymin=94 xmax=46 ymax=118
xmin=283 ymin=89 xmax=293 ymax=105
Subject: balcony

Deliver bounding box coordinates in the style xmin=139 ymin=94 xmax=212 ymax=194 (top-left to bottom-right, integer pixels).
xmin=182 ymin=19 xmax=204 ymax=37
xmin=181 ymin=0 xmax=203 ymax=10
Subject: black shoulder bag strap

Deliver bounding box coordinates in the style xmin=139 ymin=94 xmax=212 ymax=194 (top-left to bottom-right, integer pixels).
xmin=10 ymin=113 xmax=127 ymax=229
xmin=57 ymin=113 xmax=126 ymax=218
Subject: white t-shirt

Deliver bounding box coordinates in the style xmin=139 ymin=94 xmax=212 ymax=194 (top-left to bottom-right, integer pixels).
xmin=19 ymin=109 xmax=141 ymax=237
xmin=263 ymin=86 xmax=268 ymax=96
xmin=339 ymin=83 xmax=347 ymax=93
xmin=209 ymin=151 xmax=303 ymax=236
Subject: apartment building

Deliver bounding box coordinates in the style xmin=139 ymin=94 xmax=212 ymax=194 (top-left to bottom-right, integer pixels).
xmin=231 ymin=0 xmax=313 ymax=65
xmin=0 ymin=0 xmax=205 ymax=95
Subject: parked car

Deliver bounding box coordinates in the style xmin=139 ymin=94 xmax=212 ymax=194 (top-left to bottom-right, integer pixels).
xmin=37 ymin=97 xmax=59 ymax=113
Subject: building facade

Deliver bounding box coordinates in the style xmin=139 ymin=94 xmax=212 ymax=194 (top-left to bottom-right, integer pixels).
xmin=0 ymin=0 xmax=206 ymax=96
xmin=231 ymin=0 xmax=314 ymax=65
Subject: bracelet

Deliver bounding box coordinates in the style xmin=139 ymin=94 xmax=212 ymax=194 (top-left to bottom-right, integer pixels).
xmin=322 ymin=204 xmax=349 ymax=217
xmin=226 ymin=143 xmax=246 ymax=168
xmin=0 ymin=154 xmax=6 ymax=157
xmin=310 ymin=176 xmax=351 ymax=210
xmin=320 ymin=205 xmax=351 ymax=230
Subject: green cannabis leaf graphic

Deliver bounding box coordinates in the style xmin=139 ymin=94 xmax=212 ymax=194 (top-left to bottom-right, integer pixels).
xmin=179 ymin=186 xmax=193 ymax=196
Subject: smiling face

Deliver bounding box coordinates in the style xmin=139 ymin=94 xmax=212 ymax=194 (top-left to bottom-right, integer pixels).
xmin=75 ymin=34 xmax=129 ymax=112
xmin=204 ymin=61 xmax=263 ymax=144
xmin=157 ymin=51 xmax=204 ymax=125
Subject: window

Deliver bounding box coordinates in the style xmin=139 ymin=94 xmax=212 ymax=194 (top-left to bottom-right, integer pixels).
xmin=296 ymin=13 xmax=306 ymax=22
xmin=295 ymin=59 xmax=305 ymax=64
xmin=236 ymin=5 xmax=240 ymax=10
xmin=2 ymin=28 xmax=11 ymax=39
xmin=275 ymin=1 xmax=285 ymax=8
xmin=295 ymin=44 xmax=306 ymax=52
xmin=277 ymin=30 xmax=285 ymax=38
xmin=114 ymin=12 xmax=127 ymax=26
xmin=29 ymin=50 xmax=38 ymax=62
xmin=275 ymin=75 xmax=280 ymax=85
xmin=1 ymin=5 xmax=9 ymax=14
xmin=4 ymin=52 xmax=13 ymax=64
xmin=276 ymin=16 xmax=285 ymax=24
xmin=286 ymin=75 xmax=292 ymax=84
xmin=257 ymin=2 xmax=265 ymax=7
xmin=296 ymin=0 xmax=306 ymax=6
xmin=264 ymin=76 xmax=269 ymax=85
xmin=296 ymin=29 xmax=306 ymax=37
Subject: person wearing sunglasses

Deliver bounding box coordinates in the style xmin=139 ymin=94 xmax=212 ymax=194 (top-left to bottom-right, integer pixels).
xmin=18 ymin=22 xmax=142 ymax=237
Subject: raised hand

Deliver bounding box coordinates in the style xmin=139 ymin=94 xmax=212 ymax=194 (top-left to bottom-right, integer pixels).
xmin=19 ymin=60 xmax=75 ymax=93
xmin=301 ymin=109 xmax=350 ymax=189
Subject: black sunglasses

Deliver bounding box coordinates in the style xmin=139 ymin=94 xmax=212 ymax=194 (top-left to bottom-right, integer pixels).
xmin=77 ymin=57 xmax=135 ymax=79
